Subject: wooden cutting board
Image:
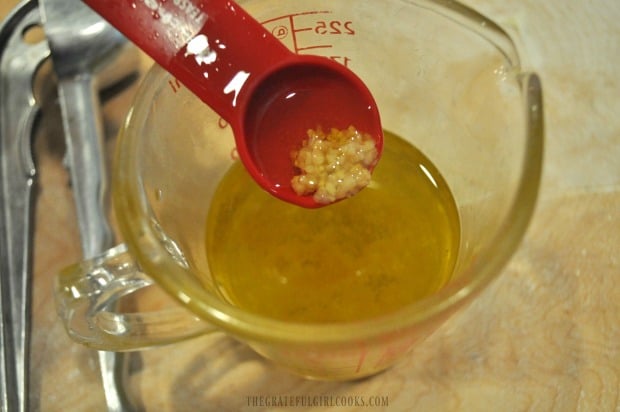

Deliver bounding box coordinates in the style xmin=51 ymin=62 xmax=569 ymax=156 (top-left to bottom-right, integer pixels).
xmin=2 ymin=0 xmax=619 ymax=410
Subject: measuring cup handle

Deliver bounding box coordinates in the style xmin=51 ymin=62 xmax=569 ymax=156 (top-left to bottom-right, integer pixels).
xmin=54 ymin=244 xmax=216 ymax=351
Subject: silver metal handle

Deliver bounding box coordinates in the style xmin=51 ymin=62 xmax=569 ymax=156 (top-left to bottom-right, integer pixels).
xmin=57 ymin=75 xmax=114 ymax=258
xmin=56 ymin=72 xmax=134 ymax=412
xmin=39 ymin=0 xmax=142 ymax=408
xmin=0 ymin=2 xmax=50 ymax=411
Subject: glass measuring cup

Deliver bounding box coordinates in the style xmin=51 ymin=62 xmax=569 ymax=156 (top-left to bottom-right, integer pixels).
xmin=55 ymin=0 xmax=543 ymax=380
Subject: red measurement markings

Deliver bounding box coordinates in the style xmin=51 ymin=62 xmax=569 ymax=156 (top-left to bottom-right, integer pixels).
xmin=262 ymin=11 xmax=333 ymax=54
xmin=218 ymin=117 xmax=229 ymax=129
xmin=355 ymin=344 xmax=368 ymax=374
xmin=168 ymin=77 xmax=181 ymax=92
xmin=313 ymin=20 xmax=355 ymax=36
xmin=262 ymin=11 xmax=355 ymax=68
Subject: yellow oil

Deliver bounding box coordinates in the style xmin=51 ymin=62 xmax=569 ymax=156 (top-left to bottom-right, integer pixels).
xmin=205 ymin=131 xmax=460 ymax=323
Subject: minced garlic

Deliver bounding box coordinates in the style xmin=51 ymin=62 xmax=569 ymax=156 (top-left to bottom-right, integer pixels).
xmin=291 ymin=126 xmax=378 ymax=204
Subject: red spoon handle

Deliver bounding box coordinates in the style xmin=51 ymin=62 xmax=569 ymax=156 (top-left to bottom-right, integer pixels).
xmin=83 ymin=0 xmax=293 ymax=122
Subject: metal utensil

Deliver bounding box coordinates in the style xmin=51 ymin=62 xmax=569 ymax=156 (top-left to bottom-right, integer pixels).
xmin=0 ymin=2 xmax=50 ymax=410
xmin=39 ymin=0 xmax=140 ymax=410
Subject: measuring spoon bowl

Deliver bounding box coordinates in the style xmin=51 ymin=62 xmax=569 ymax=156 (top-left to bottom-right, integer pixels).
xmin=83 ymin=0 xmax=383 ymax=208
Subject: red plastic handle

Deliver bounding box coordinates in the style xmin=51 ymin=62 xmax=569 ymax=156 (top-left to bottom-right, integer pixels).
xmin=83 ymin=0 xmax=294 ymax=123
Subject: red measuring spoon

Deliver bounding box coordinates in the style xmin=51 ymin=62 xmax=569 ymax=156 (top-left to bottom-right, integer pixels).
xmin=83 ymin=0 xmax=383 ymax=208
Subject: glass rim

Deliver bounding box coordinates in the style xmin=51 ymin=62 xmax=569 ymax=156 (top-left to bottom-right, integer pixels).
xmin=112 ymin=0 xmax=544 ymax=345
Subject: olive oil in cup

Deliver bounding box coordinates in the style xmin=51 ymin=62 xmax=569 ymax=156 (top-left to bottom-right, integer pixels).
xmin=206 ymin=131 xmax=460 ymax=323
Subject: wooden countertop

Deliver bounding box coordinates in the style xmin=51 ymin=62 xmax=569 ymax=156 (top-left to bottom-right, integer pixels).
xmin=2 ymin=0 xmax=619 ymax=410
